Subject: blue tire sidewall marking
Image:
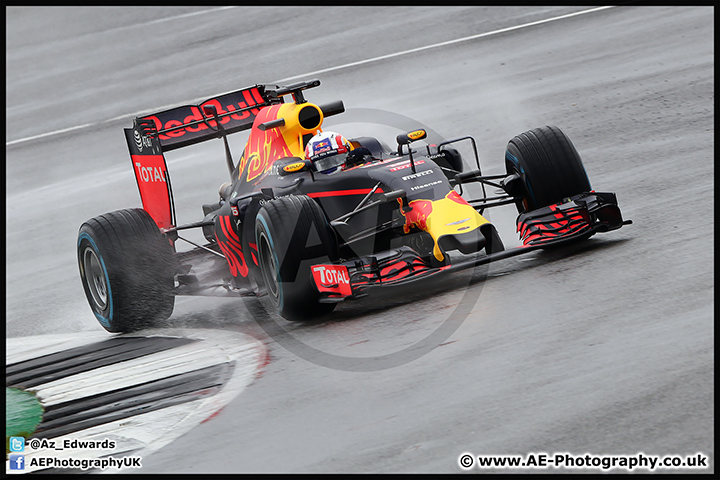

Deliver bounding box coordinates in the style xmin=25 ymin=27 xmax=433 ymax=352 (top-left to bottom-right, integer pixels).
xmin=256 ymin=214 xmax=284 ymax=311
xmin=78 ymin=232 xmax=113 ymax=329
xmin=581 ymin=167 xmax=592 ymax=190
xmin=505 ymin=150 xmax=537 ymax=207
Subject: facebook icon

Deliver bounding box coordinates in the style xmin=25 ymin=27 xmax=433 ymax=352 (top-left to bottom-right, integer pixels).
xmin=9 ymin=454 xmax=25 ymax=470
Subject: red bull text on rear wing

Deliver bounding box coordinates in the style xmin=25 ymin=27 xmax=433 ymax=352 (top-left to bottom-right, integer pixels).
xmin=138 ymin=85 xmax=275 ymax=152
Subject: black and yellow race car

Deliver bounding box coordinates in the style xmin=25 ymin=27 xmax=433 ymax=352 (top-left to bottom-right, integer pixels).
xmin=77 ymin=80 xmax=631 ymax=332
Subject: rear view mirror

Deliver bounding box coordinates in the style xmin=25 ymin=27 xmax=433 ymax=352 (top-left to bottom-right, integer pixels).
xmin=202 ymin=104 xmax=218 ymax=117
xmin=396 ymin=129 xmax=428 ymax=146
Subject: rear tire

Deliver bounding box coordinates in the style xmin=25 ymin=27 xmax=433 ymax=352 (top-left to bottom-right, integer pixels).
xmin=505 ymin=125 xmax=591 ymax=213
xmin=255 ymin=195 xmax=338 ymax=321
xmin=77 ymin=209 xmax=175 ymax=333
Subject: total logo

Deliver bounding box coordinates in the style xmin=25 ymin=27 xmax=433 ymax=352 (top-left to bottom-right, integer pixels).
xmin=389 ymin=159 xmax=426 ymax=172
xmin=312 ymin=265 xmax=350 ymax=286
xmin=311 ymin=264 xmax=352 ymax=297
xmin=134 ymin=162 xmax=167 ymax=183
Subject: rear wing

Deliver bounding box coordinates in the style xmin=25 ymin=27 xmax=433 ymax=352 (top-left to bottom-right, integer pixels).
xmin=124 ymin=81 xmax=321 ymax=230
xmin=124 ymin=84 xmax=275 ymax=230
xmin=136 ymin=84 xmax=276 ymax=152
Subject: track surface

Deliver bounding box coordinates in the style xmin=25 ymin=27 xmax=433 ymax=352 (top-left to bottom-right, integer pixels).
xmin=6 ymin=6 xmax=713 ymax=473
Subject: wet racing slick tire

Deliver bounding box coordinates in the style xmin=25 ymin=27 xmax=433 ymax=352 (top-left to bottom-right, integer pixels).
xmin=77 ymin=208 xmax=175 ymax=333
xmin=255 ymin=194 xmax=338 ymax=321
xmin=505 ymin=125 xmax=591 ymax=213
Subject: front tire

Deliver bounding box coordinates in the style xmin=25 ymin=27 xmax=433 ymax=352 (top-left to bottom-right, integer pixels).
xmin=505 ymin=125 xmax=591 ymax=213
xmin=255 ymin=195 xmax=338 ymax=321
xmin=78 ymin=209 xmax=175 ymax=333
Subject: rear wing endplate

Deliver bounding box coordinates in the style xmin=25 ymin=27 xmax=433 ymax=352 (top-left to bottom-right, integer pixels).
xmin=124 ymin=122 xmax=176 ymax=230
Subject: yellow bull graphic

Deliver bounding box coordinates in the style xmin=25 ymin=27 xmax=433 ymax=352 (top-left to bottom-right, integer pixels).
xmin=401 ymin=190 xmax=489 ymax=261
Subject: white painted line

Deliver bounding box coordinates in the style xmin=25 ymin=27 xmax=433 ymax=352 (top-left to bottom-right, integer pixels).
xmin=6 ymin=6 xmax=614 ymax=148
xmin=277 ymin=6 xmax=615 ymax=83
xmin=142 ymin=6 xmax=237 ymax=27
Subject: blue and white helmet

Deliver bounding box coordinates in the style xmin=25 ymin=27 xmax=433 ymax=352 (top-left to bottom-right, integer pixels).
xmin=304 ymin=131 xmax=351 ymax=173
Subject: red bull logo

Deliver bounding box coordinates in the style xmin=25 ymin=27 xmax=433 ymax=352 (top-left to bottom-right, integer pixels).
xmin=400 ymin=199 xmax=434 ymax=234
xmin=311 ymin=139 xmax=332 ymax=156
xmin=399 ymin=191 xmax=490 ymax=262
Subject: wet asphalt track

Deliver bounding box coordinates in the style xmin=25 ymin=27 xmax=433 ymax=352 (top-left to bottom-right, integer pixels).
xmin=6 ymin=6 xmax=714 ymax=473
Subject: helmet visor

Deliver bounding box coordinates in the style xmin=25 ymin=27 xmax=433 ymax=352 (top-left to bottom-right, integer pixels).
xmin=314 ymin=152 xmax=348 ymax=173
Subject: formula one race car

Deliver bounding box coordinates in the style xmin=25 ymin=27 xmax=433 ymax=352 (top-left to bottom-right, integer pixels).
xmin=78 ymin=79 xmax=631 ymax=332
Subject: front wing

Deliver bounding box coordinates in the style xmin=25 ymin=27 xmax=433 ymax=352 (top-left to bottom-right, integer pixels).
xmin=311 ymin=192 xmax=631 ymax=302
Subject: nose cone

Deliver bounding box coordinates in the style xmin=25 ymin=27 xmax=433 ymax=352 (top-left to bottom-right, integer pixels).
xmin=401 ymin=191 xmax=490 ymax=261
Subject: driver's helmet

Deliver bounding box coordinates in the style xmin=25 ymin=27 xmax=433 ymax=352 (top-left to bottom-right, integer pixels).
xmin=304 ymin=131 xmax=352 ymax=173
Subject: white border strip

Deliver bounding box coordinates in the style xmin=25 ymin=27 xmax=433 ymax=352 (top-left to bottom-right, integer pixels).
xmin=6 ymin=6 xmax=614 ymax=147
